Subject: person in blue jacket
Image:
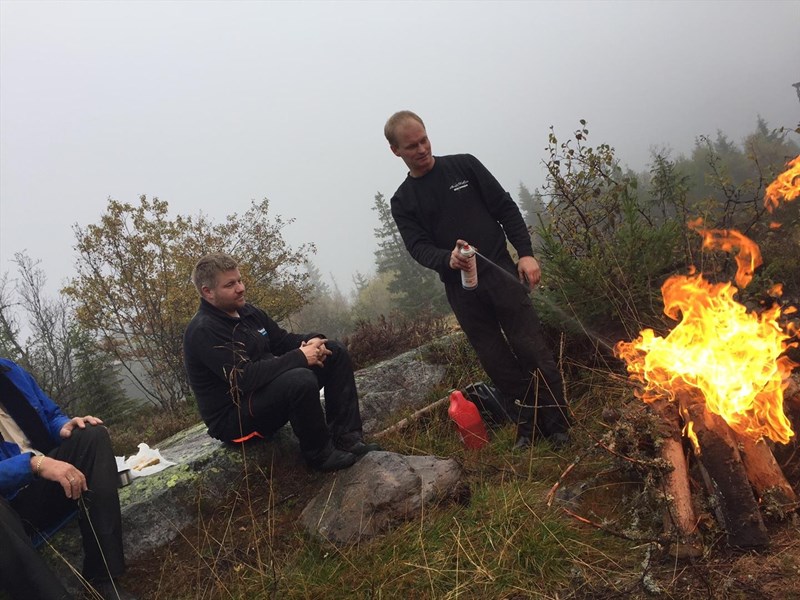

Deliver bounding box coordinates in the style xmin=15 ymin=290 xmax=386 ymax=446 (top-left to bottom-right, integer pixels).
xmin=0 ymin=358 xmax=128 ymax=600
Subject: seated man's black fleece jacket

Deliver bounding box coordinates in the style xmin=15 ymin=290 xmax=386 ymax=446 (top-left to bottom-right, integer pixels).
xmin=183 ymin=298 xmax=322 ymax=440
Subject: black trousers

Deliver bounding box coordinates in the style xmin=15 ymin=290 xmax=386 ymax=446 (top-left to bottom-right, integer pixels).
xmin=0 ymin=425 xmax=124 ymax=600
xmin=218 ymin=340 xmax=365 ymax=461
xmin=445 ymin=259 xmax=571 ymax=439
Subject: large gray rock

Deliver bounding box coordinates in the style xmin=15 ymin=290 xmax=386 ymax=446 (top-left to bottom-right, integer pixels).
xmin=299 ymin=451 xmax=464 ymax=546
xmin=354 ymin=334 xmax=458 ymax=433
xmin=117 ymin=423 xmax=302 ymax=558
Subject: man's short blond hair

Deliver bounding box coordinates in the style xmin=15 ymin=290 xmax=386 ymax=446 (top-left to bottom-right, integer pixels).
xmin=191 ymin=253 xmax=239 ymax=294
xmin=384 ymin=110 xmax=425 ymax=146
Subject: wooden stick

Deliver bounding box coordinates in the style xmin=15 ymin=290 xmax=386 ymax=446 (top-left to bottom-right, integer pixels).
xmin=783 ymin=376 xmax=800 ymax=410
xmin=778 ymin=376 xmax=800 ymax=449
xmin=373 ymin=396 xmax=448 ymax=439
xmin=651 ymin=399 xmax=701 ymax=552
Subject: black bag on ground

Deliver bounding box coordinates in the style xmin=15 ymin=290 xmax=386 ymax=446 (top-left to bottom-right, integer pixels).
xmin=463 ymin=381 xmax=515 ymax=426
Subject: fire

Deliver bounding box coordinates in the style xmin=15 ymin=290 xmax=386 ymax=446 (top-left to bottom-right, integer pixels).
xmin=616 ymin=158 xmax=800 ymax=447
xmin=687 ymin=218 xmax=761 ymax=289
xmin=616 ymin=257 xmax=794 ymax=444
xmin=764 ymin=155 xmax=800 ymax=212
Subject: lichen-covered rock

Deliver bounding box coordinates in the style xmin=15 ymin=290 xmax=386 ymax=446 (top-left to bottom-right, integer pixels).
xmin=354 ymin=334 xmax=461 ymax=433
xmin=299 ymin=451 xmax=464 ymax=546
xmin=44 ymin=423 xmax=303 ymax=592
xmin=119 ymin=423 xmax=302 ymax=558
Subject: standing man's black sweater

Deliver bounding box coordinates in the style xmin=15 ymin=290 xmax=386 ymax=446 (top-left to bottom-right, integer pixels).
xmin=390 ymin=154 xmax=533 ymax=284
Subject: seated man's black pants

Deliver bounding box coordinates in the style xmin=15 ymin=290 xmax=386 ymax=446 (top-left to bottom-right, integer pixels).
xmin=222 ymin=340 xmax=365 ymax=462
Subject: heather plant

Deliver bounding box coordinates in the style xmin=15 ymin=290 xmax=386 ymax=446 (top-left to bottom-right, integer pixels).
xmin=343 ymin=311 xmax=450 ymax=370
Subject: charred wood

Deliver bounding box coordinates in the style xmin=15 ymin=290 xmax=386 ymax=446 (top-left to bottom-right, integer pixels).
xmin=678 ymin=392 xmax=770 ymax=548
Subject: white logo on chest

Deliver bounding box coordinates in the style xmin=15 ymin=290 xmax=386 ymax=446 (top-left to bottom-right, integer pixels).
xmin=450 ymin=180 xmax=469 ymax=192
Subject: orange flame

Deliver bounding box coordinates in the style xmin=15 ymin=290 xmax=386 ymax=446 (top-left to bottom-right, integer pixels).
xmin=688 ymin=219 xmax=762 ymax=289
xmin=615 ymin=225 xmax=797 ymax=445
xmin=684 ymin=419 xmax=700 ymax=455
xmin=764 ymin=155 xmax=800 ymax=212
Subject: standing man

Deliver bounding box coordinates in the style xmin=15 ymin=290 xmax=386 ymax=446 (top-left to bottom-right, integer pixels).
xmin=385 ymin=110 xmax=571 ymax=449
xmin=0 ymin=358 xmax=129 ymax=600
xmin=183 ymin=253 xmax=379 ymax=472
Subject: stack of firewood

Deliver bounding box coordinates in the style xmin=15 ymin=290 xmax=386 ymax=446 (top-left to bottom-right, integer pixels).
xmin=656 ymin=378 xmax=800 ymax=554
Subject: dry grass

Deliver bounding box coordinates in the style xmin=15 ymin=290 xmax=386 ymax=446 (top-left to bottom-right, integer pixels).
xmin=343 ymin=312 xmax=452 ymax=370
xmin=106 ymin=342 xmax=800 ymax=599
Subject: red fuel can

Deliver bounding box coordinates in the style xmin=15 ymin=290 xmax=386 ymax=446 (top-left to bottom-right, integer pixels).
xmin=448 ymin=389 xmax=489 ymax=449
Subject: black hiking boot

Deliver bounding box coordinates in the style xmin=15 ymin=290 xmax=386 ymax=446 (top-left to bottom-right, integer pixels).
xmin=513 ymin=435 xmax=532 ymax=450
xmin=547 ymin=432 xmax=571 ymax=450
xmin=308 ymin=446 xmax=359 ymax=472
xmin=337 ymin=440 xmax=382 ymax=456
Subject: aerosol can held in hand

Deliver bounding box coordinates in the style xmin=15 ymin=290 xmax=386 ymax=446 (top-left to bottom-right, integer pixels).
xmin=448 ymin=389 xmax=488 ymax=449
xmin=459 ymin=243 xmax=478 ymax=290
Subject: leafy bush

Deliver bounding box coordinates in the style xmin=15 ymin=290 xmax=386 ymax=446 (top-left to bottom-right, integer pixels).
xmin=535 ymin=122 xmax=685 ymax=343
xmin=535 ymin=120 xmax=800 ymax=350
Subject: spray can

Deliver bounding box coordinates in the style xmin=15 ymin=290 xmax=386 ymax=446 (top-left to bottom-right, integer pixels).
xmin=448 ymin=389 xmax=489 ymax=449
xmin=459 ymin=243 xmax=478 ymax=290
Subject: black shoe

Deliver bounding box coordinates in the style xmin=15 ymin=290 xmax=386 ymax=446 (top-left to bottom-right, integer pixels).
xmin=310 ymin=448 xmax=359 ymax=472
xmin=513 ymin=435 xmax=532 ymax=450
xmin=340 ymin=440 xmax=382 ymax=456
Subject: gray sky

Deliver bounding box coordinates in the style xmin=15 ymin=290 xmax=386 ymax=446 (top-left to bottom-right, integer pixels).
xmin=1 ymin=0 xmax=798 ymax=300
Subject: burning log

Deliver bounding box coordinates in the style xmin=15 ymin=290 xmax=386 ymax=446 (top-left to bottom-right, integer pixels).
xmin=733 ymin=431 xmax=798 ymax=515
xmin=679 ymin=392 xmax=770 ymax=548
xmin=773 ymin=376 xmax=800 ymax=445
xmin=651 ymin=399 xmax=702 ymax=558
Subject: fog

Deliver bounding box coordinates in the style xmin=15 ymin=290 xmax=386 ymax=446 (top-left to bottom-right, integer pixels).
xmin=1 ymin=0 xmax=798 ymax=296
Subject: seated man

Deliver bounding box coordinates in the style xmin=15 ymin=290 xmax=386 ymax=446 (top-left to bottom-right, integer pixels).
xmin=0 ymin=358 xmax=128 ymax=600
xmin=183 ymin=253 xmax=379 ymax=472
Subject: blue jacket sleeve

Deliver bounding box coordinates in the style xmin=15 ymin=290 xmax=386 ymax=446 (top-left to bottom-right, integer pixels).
xmin=0 ymin=446 xmax=36 ymax=499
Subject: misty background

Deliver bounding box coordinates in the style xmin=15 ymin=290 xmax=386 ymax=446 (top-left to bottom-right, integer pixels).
xmin=1 ymin=0 xmax=799 ymax=297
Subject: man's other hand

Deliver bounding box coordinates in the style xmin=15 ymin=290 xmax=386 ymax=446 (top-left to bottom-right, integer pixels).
xmin=518 ymin=256 xmax=541 ymax=289
xmin=300 ymin=338 xmax=332 ymax=367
